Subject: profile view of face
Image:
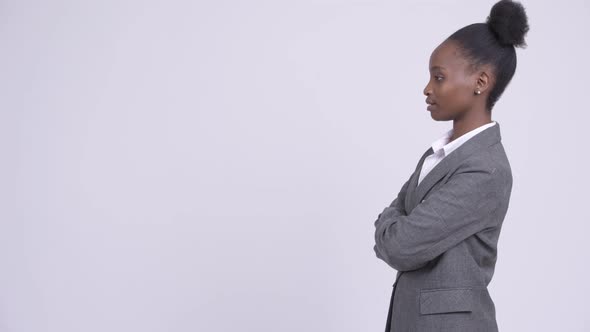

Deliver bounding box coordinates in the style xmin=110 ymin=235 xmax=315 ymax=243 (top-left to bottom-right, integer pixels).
xmin=423 ymin=40 xmax=482 ymax=121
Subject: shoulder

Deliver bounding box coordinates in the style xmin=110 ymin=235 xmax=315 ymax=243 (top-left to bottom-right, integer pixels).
xmin=455 ymin=141 xmax=513 ymax=196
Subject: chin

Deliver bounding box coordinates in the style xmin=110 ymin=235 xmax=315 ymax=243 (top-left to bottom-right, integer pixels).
xmin=429 ymin=110 xmax=444 ymax=121
xmin=429 ymin=109 xmax=452 ymax=121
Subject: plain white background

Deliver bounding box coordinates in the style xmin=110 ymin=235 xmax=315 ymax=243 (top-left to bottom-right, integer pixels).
xmin=2 ymin=0 xmax=589 ymax=331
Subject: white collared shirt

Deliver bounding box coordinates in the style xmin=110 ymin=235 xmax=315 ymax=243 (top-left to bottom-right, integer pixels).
xmin=417 ymin=121 xmax=497 ymax=186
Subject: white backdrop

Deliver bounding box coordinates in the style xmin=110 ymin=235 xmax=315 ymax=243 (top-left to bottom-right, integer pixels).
xmin=2 ymin=0 xmax=589 ymax=331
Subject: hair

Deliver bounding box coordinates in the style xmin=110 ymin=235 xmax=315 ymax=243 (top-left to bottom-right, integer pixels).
xmin=446 ymin=0 xmax=530 ymax=111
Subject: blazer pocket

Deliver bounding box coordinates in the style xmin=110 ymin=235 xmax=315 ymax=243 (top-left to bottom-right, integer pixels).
xmin=419 ymin=287 xmax=474 ymax=315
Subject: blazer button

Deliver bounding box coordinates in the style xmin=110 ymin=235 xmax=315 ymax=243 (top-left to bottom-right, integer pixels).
xmin=421 ymin=199 xmax=425 ymax=203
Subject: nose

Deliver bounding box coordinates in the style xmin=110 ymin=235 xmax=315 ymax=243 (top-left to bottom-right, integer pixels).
xmin=423 ymin=82 xmax=432 ymax=96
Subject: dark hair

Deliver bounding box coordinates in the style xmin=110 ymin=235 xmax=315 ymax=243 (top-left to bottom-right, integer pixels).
xmin=446 ymin=0 xmax=530 ymax=111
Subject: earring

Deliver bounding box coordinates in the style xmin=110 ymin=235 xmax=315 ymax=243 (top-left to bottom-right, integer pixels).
xmin=475 ymin=90 xmax=481 ymax=95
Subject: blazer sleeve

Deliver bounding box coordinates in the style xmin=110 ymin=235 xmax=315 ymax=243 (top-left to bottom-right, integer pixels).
xmin=372 ymin=174 xmax=411 ymax=262
xmin=375 ymin=173 xmax=412 ymax=224
xmin=374 ymin=166 xmax=502 ymax=272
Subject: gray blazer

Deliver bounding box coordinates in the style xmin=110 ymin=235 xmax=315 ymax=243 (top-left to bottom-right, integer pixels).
xmin=374 ymin=122 xmax=512 ymax=332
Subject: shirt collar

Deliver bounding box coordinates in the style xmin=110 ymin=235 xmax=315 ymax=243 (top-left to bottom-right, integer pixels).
xmin=430 ymin=121 xmax=497 ymax=157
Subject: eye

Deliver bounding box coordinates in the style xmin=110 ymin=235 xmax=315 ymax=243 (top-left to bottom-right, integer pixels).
xmin=434 ymin=75 xmax=444 ymax=81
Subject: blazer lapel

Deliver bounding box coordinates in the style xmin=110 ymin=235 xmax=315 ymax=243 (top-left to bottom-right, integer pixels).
xmin=407 ymin=122 xmax=503 ymax=212
xmin=404 ymin=147 xmax=434 ymax=214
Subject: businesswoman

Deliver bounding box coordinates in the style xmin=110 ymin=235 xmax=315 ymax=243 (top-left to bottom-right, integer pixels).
xmin=373 ymin=0 xmax=529 ymax=331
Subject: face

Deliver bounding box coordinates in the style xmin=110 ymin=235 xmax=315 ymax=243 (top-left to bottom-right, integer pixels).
xmin=423 ymin=40 xmax=485 ymax=121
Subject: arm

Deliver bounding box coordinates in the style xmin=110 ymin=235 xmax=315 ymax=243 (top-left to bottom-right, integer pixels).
xmin=374 ymin=148 xmax=432 ymax=228
xmin=373 ymin=174 xmax=412 ymax=260
xmin=374 ymin=174 xmax=412 ymax=227
xmin=374 ymin=167 xmax=503 ymax=272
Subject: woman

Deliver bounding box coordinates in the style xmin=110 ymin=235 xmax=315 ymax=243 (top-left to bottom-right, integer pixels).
xmin=373 ymin=0 xmax=529 ymax=331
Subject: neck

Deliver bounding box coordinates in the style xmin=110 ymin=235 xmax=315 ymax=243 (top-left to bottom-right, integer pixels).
xmin=450 ymin=109 xmax=492 ymax=142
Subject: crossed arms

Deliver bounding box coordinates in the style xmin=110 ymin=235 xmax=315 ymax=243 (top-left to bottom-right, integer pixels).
xmin=373 ymin=166 xmax=501 ymax=272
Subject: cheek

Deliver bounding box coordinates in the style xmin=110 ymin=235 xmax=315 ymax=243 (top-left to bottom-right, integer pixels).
xmin=440 ymin=80 xmax=472 ymax=107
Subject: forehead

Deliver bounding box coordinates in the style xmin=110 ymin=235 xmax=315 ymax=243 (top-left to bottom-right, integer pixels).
xmin=429 ymin=40 xmax=471 ymax=73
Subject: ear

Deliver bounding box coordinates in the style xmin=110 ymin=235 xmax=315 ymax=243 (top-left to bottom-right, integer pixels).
xmin=475 ymin=66 xmax=494 ymax=94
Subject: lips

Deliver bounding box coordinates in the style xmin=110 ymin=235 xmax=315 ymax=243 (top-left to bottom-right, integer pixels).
xmin=426 ymin=98 xmax=437 ymax=111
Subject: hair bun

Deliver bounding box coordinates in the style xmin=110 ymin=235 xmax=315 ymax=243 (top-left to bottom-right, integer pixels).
xmin=486 ymin=0 xmax=530 ymax=48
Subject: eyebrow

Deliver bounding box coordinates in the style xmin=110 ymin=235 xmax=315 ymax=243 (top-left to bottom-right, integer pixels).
xmin=430 ymin=66 xmax=446 ymax=71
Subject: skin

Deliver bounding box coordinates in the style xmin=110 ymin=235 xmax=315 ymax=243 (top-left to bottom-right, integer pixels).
xmin=423 ymin=39 xmax=496 ymax=143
